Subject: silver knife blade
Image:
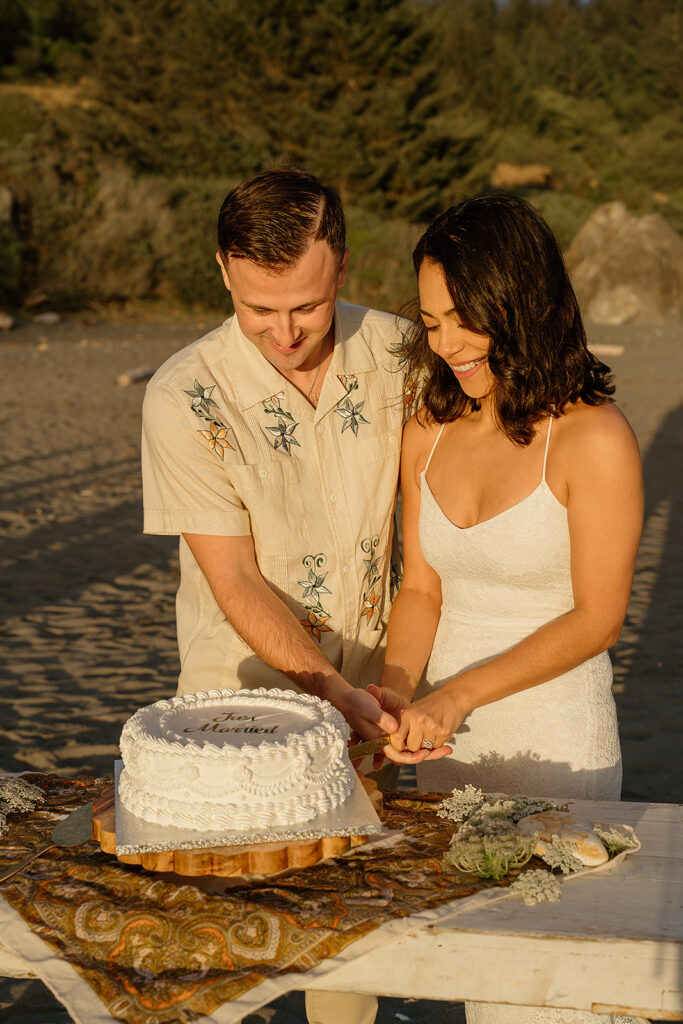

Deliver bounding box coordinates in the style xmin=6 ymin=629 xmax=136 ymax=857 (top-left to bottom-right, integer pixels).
xmin=51 ymin=800 xmax=94 ymax=846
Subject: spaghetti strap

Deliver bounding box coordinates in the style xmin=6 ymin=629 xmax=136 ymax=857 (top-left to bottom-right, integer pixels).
xmin=541 ymin=416 xmax=553 ymax=482
xmin=424 ymin=424 xmax=446 ymax=473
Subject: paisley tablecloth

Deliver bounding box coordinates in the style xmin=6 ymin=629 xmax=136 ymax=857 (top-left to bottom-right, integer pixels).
xmin=0 ymin=774 xmax=526 ymax=1024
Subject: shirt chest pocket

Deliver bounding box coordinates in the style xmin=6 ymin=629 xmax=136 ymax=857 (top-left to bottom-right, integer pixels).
xmin=227 ymin=460 xmax=307 ymax=554
xmin=356 ymin=427 xmax=401 ymax=466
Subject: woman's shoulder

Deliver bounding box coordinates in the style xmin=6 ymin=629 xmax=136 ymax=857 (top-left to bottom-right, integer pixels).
xmin=556 ymin=400 xmax=638 ymax=446
xmin=404 ymin=410 xmax=442 ymax=447
xmin=402 ymin=412 xmax=443 ymax=473
xmin=552 ymin=400 xmax=641 ymax=473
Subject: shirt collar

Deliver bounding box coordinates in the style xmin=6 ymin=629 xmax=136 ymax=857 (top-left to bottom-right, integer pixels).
xmin=228 ymin=300 xmax=378 ymax=414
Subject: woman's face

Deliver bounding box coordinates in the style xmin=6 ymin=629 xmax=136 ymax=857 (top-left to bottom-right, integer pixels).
xmin=418 ymin=259 xmax=494 ymax=402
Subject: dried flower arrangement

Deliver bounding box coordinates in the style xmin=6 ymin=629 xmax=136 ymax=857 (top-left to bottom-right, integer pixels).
xmin=0 ymin=777 xmax=45 ymax=839
xmin=444 ymin=832 xmax=537 ymax=882
xmin=438 ymin=786 xmax=636 ymax=905
xmin=593 ymin=823 xmax=639 ymax=857
xmin=509 ymin=868 xmax=563 ymax=906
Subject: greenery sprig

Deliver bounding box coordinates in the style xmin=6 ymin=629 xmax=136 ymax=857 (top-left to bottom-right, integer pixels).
xmin=444 ymin=833 xmax=537 ymax=881
xmin=438 ymin=787 xmax=609 ymax=902
xmin=593 ymin=824 xmax=639 ymax=857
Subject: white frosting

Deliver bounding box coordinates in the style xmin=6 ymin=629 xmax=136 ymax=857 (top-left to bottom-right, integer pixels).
xmin=118 ymin=688 xmax=354 ymax=831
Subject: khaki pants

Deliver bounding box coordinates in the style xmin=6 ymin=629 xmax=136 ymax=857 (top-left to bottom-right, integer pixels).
xmin=305 ymin=990 xmax=377 ymax=1024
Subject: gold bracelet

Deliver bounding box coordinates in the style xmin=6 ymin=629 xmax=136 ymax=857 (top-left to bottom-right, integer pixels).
xmin=383 ymin=661 xmax=419 ymax=685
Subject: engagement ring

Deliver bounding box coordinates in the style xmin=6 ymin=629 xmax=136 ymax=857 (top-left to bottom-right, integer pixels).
xmin=422 ymin=739 xmax=435 ymax=750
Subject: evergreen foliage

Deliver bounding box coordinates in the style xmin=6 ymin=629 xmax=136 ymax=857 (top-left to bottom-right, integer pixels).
xmin=0 ymin=0 xmax=680 ymax=311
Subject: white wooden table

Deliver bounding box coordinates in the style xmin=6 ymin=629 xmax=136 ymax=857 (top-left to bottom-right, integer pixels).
xmin=304 ymin=800 xmax=683 ymax=1019
xmin=1 ymin=799 xmax=681 ymax=1020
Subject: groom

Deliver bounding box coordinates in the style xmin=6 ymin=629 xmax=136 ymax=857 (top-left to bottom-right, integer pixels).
xmin=142 ymin=168 xmax=410 ymax=738
xmin=141 ymin=168 xmax=413 ymax=1024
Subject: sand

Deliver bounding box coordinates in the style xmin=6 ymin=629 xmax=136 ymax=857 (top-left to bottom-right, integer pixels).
xmin=0 ymin=311 xmax=681 ymax=1023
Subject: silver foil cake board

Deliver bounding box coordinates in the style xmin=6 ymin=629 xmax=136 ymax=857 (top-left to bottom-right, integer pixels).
xmin=113 ymin=761 xmax=382 ymax=856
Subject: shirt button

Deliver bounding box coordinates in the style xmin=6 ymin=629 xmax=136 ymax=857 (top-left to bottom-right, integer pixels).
xmin=317 ymin=424 xmax=325 ymax=435
xmin=344 ymin=631 xmax=352 ymax=640
xmin=329 ymin=493 xmax=337 ymax=503
xmin=259 ymin=469 xmax=268 ymax=478
xmin=342 ymin=564 xmax=350 ymax=574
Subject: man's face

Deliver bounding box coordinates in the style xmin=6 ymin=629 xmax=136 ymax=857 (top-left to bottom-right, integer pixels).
xmin=217 ymin=239 xmax=349 ymax=374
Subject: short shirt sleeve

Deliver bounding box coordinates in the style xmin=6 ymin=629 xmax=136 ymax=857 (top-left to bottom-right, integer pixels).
xmin=141 ymin=382 xmax=252 ymax=537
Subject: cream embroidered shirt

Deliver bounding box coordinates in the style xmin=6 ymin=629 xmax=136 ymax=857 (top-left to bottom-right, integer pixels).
xmin=142 ymin=301 xmax=410 ymax=695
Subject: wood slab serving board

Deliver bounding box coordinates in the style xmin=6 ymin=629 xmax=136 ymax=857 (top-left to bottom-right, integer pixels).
xmin=91 ymin=777 xmax=383 ymax=877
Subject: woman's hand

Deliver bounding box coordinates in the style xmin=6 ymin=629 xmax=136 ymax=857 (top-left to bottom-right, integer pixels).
xmin=364 ymin=684 xmax=454 ymax=765
xmin=389 ymin=687 xmax=466 ymax=757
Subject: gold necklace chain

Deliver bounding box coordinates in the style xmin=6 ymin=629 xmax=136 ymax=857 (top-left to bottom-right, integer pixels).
xmin=305 ymin=338 xmax=326 ymax=402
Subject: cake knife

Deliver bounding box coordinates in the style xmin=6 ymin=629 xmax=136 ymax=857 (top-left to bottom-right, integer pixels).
xmin=347 ymin=735 xmax=390 ymax=760
xmin=0 ymin=801 xmax=94 ymax=884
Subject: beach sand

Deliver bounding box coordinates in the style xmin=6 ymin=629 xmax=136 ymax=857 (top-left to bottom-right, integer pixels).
xmin=1 ymin=312 xmax=681 ymax=1023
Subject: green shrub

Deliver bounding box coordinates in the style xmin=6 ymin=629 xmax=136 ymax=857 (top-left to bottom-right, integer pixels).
xmin=0 ymin=90 xmax=44 ymax=143
xmin=0 ymin=221 xmax=22 ymax=305
xmin=344 ymin=205 xmax=421 ymax=313
xmin=158 ymin=177 xmax=237 ymax=312
xmin=526 ymin=191 xmax=596 ymax=251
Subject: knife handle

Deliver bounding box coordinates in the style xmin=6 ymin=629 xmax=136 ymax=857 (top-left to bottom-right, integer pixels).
xmin=348 ymin=735 xmax=391 ymax=761
xmin=0 ymin=843 xmax=55 ymax=884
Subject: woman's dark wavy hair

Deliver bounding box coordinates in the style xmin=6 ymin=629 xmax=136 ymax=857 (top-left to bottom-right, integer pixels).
xmin=400 ymin=193 xmax=614 ymax=444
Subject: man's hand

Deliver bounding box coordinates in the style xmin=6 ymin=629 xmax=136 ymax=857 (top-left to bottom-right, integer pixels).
xmin=366 ymin=682 xmax=409 ymax=719
xmin=363 ymin=683 xmax=409 ymax=769
xmin=331 ymin=682 xmax=399 ymax=740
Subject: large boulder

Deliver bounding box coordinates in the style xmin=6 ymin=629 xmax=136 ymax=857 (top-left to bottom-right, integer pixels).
xmin=566 ymin=202 xmax=683 ymax=325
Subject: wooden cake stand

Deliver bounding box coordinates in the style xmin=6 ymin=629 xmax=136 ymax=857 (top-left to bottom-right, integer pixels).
xmin=92 ymin=776 xmax=383 ymax=877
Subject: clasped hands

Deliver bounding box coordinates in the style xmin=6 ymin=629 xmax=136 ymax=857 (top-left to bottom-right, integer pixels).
xmin=364 ymin=683 xmax=463 ymax=766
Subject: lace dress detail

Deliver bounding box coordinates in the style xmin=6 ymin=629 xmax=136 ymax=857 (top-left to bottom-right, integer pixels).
xmin=416 ymin=419 xmax=634 ymax=1024
xmin=465 ymin=1009 xmax=648 ymax=1024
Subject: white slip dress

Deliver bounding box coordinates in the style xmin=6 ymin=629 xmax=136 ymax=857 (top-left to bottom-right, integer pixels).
xmin=416 ymin=418 xmax=632 ymax=1024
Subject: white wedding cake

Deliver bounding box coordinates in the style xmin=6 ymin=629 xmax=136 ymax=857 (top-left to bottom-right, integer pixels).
xmin=118 ymin=688 xmax=355 ymax=831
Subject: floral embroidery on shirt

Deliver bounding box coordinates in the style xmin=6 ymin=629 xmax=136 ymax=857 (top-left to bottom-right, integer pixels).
xmin=301 ymin=609 xmax=332 ymax=642
xmin=335 ymin=397 xmax=370 ymax=436
xmin=184 ymin=380 xmax=219 ymax=416
xmin=362 ymin=535 xmax=382 ymax=589
xmin=299 ymin=559 xmax=332 ymax=606
xmin=298 ymin=553 xmax=333 ymax=642
xmin=361 ymin=588 xmax=381 ymax=624
xmin=390 ymin=559 xmax=403 ymax=593
xmin=359 ymin=535 xmax=382 ymax=627
xmin=334 ymin=375 xmax=370 ymax=437
xmin=403 ymin=371 xmax=418 ymax=412
xmin=267 ymin=418 xmax=301 ymax=454
xmin=183 ymin=379 xmax=235 ymax=459
xmin=262 ymin=391 xmax=295 ymax=423
xmin=262 ymin=393 xmax=301 ymax=454
xmin=197 ymin=422 xmax=233 ymax=460
xmin=337 ymin=373 xmax=359 ymax=395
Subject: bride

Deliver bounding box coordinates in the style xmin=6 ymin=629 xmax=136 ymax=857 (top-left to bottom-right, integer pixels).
xmin=372 ymin=193 xmax=644 ymax=1022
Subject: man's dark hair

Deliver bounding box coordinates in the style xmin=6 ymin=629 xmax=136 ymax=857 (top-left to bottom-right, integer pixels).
xmin=399 ymin=193 xmax=614 ymax=444
xmin=217 ymin=168 xmax=346 ymax=270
